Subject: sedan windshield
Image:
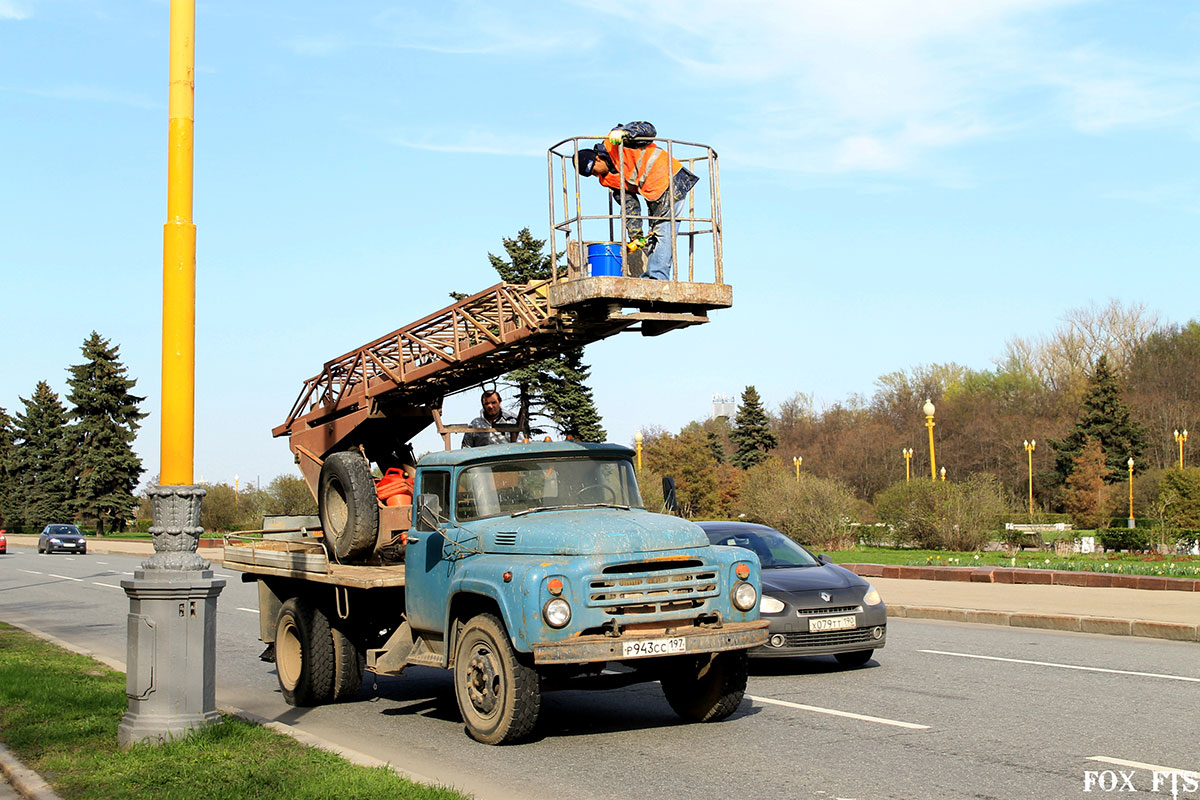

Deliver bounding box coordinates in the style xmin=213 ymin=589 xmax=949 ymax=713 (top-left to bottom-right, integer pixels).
xmin=47 ymin=525 xmax=81 ymax=536
xmin=456 ymin=457 xmax=642 ymax=521
xmin=706 ymin=527 xmax=820 ymax=569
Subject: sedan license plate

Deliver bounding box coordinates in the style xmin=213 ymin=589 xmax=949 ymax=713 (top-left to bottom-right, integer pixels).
xmin=622 ymin=636 xmax=686 ymax=658
xmin=809 ymin=614 xmax=856 ymax=633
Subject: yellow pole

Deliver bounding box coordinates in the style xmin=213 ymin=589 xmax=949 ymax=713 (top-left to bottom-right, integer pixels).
xmin=793 ymin=456 xmax=802 ymax=482
xmin=634 ymin=431 xmax=643 ymax=475
xmin=903 ymin=448 xmax=912 ymax=482
xmin=160 ymin=0 xmax=197 ymax=486
xmin=1175 ymin=429 xmax=1188 ymax=469
xmin=1127 ymin=457 xmax=1134 ymax=523
xmin=1024 ymin=439 xmax=1036 ymax=516
xmin=923 ymin=400 xmax=936 ymax=481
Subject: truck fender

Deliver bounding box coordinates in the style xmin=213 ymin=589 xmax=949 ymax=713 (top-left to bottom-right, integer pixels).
xmin=444 ymin=577 xmax=529 ymax=667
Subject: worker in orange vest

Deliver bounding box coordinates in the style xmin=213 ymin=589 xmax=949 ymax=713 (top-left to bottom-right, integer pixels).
xmin=576 ymin=122 xmax=698 ymax=280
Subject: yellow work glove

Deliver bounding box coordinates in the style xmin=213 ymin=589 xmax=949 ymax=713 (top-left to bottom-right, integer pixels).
xmin=627 ymin=236 xmax=648 ymax=252
xmin=607 ymin=128 xmax=628 ymax=145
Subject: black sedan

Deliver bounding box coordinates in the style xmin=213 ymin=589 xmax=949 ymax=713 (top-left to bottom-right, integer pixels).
xmin=699 ymin=521 xmax=885 ymax=665
xmin=38 ymin=524 xmax=87 ymax=555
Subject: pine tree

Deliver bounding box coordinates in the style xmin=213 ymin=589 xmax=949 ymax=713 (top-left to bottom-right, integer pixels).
xmin=488 ymin=228 xmax=607 ymax=441
xmin=0 ymin=407 xmax=15 ymax=529
xmin=66 ymin=332 xmax=146 ymax=535
xmin=12 ymin=381 xmax=74 ymax=530
xmin=1050 ymin=355 xmax=1148 ymax=484
xmin=731 ymin=385 xmax=778 ymax=469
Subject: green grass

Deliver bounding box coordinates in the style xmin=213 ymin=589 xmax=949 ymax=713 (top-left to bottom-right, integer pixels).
xmin=0 ymin=623 xmax=469 ymax=800
xmin=824 ymin=546 xmax=1200 ymax=578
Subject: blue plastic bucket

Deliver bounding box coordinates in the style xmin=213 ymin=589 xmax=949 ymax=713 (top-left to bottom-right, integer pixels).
xmin=587 ymin=243 xmax=623 ymax=277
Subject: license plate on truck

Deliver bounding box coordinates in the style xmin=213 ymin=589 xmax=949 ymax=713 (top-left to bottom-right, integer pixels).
xmin=622 ymin=636 xmax=686 ymax=658
xmin=809 ymin=615 xmax=856 ymax=632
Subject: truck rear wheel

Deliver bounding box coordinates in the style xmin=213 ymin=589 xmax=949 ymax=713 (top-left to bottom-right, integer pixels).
xmin=453 ymin=614 xmax=541 ymax=745
xmin=331 ymin=624 xmax=365 ymax=701
xmin=661 ymin=650 xmax=748 ymax=723
xmin=275 ymin=597 xmax=335 ymax=706
xmin=319 ymin=451 xmax=379 ymax=562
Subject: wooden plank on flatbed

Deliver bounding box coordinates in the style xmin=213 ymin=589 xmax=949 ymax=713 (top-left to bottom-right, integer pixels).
xmin=222 ymin=540 xmax=406 ymax=588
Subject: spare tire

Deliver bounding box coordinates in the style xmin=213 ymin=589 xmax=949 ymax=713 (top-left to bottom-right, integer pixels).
xmin=318 ymin=451 xmax=379 ymax=561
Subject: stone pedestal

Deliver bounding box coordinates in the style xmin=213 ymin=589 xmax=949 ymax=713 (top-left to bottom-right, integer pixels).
xmin=118 ymin=485 xmax=225 ymax=747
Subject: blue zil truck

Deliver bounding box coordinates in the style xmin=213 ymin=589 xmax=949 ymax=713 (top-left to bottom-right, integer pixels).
xmin=225 ymin=440 xmax=767 ymax=744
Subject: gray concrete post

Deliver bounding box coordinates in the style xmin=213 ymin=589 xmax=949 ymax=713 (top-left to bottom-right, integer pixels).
xmin=118 ymin=485 xmax=226 ymax=748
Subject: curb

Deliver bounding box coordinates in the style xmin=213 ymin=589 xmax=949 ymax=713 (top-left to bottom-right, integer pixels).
xmin=847 ymin=563 xmax=1200 ymax=592
xmin=0 ymin=742 xmax=63 ymax=800
xmin=888 ymin=604 xmax=1200 ymax=643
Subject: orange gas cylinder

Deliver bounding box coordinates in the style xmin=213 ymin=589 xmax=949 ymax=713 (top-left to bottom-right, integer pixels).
xmin=376 ymin=468 xmax=414 ymax=506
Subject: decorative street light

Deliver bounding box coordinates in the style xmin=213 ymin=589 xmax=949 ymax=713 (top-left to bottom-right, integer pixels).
xmin=902 ymin=448 xmax=913 ymax=482
xmin=1023 ymin=439 xmax=1036 ymax=516
xmin=940 ymin=466 xmax=946 ymax=482
xmin=1174 ymin=429 xmax=1188 ymax=469
xmin=923 ymin=399 xmax=937 ymax=481
xmin=792 ymin=455 xmax=802 ymax=482
xmin=634 ymin=430 xmax=643 ymax=474
xmin=1127 ymin=456 xmax=1135 ymax=529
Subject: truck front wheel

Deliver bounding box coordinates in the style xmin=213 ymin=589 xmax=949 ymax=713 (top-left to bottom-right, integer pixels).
xmin=275 ymin=597 xmax=335 ymax=706
xmin=661 ymin=650 xmax=748 ymax=723
xmin=453 ymin=614 xmax=541 ymax=745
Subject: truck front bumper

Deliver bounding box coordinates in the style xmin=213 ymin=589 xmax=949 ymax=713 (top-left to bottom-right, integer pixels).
xmin=531 ymin=620 xmax=769 ymax=665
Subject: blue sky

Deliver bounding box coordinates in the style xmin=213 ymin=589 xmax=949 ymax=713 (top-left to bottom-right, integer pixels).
xmin=2 ymin=0 xmax=1198 ymax=489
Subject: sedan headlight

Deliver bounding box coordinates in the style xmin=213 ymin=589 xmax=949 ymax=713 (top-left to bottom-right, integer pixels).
xmin=760 ymin=595 xmax=786 ymax=614
xmin=732 ymin=581 xmax=758 ymax=611
xmin=862 ymin=583 xmax=882 ymax=606
xmin=543 ymin=598 xmax=572 ymax=629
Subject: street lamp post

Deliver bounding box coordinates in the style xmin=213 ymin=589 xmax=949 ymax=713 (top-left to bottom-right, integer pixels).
xmin=634 ymin=430 xmax=643 ymax=474
xmin=902 ymin=448 xmax=913 ymax=482
xmin=1174 ymin=429 xmax=1188 ymax=469
xmin=1023 ymin=439 xmax=1036 ymax=516
xmin=1127 ymin=457 xmax=1135 ymax=529
xmin=940 ymin=466 xmax=946 ymax=482
xmin=923 ymin=399 xmax=937 ymax=480
xmin=793 ymin=455 xmax=802 ymax=482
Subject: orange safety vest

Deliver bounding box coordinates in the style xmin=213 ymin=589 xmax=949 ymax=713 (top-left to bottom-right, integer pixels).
xmin=599 ymin=141 xmax=683 ymax=202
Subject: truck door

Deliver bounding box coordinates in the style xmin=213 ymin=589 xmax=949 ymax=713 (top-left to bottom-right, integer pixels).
xmin=407 ymin=468 xmax=455 ymax=635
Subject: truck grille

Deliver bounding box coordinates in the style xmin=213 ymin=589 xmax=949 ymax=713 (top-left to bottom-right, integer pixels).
xmin=588 ymin=562 xmax=719 ymax=616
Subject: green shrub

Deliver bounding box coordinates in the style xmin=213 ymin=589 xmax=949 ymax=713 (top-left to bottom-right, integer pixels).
xmin=874 ymin=474 xmax=1011 ymax=551
xmin=1097 ymin=527 xmax=1150 ymax=551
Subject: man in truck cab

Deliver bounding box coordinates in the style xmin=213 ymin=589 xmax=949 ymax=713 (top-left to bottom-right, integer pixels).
xmin=575 ymin=121 xmax=699 ymax=281
xmin=462 ymin=389 xmax=519 ymax=447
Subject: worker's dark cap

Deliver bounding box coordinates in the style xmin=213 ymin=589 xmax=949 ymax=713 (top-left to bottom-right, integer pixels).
xmin=576 ymin=144 xmax=613 ymax=176
xmin=575 ymin=148 xmax=597 ymax=176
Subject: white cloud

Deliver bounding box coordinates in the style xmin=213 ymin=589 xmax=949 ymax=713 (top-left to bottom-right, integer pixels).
xmin=0 ymin=0 xmax=30 ymax=20
xmin=388 ymin=130 xmax=545 ymax=158
xmin=577 ymin=0 xmax=1200 ymax=174
xmin=12 ymin=84 xmax=160 ymax=109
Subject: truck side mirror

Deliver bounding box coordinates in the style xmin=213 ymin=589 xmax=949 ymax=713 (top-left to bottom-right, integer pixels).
xmin=415 ymin=493 xmax=442 ymax=532
xmin=661 ymin=477 xmax=679 ymax=515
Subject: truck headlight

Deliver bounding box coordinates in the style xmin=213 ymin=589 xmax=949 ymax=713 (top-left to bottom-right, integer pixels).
xmin=760 ymin=595 xmax=785 ymax=614
xmin=543 ymin=598 xmax=572 ymax=629
xmin=732 ymin=581 xmax=757 ymax=611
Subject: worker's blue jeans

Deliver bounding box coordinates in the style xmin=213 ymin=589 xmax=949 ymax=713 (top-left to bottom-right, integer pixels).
xmin=643 ymin=193 xmax=686 ymax=281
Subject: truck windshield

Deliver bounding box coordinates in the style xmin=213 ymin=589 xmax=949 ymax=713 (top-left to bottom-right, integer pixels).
xmin=455 ymin=457 xmax=642 ymax=521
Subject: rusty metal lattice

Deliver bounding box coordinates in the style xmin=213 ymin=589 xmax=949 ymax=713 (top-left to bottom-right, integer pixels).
xmin=275 ymin=280 xmax=561 ymax=438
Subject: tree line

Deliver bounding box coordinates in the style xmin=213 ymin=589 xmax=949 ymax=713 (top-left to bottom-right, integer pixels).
xmin=636 ymin=303 xmax=1200 ymax=551
xmin=0 ymin=333 xmax=145 ymax=534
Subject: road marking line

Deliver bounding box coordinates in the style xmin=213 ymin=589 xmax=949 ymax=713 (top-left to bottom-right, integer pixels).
xmin=95 ymin=561 xmax=108 ymax=565
xmin=47 ymin=573 xmax=84 ymax=582
xmin=920 ymin=650 xmax=1200 ymax=684
xmin=18 ymin=569 xmax=43 ymax=575
xmin=93 ymin=582 xmax=123 ymax=589
xmin=236 ymin=607 xmax=260 ymax=614
xmin=1087 ymin=756 xmax=1199 ymax=779
xmin=747 ymin=694 xmax=930 ymax=729
xmin=216 ymin=573 xmax=233 ymax=579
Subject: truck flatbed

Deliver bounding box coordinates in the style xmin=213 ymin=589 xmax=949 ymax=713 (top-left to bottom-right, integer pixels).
xmin=223 ymin=537 xmax=406 ymax=589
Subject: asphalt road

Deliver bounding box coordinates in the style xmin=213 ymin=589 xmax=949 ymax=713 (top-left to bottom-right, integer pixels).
xmin=2 ymin=546 xmax=1198 ymax=800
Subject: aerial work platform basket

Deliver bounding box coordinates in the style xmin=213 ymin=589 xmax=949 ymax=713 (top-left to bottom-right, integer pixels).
xmin=545 ymin=135 xmax=730 ymax=334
